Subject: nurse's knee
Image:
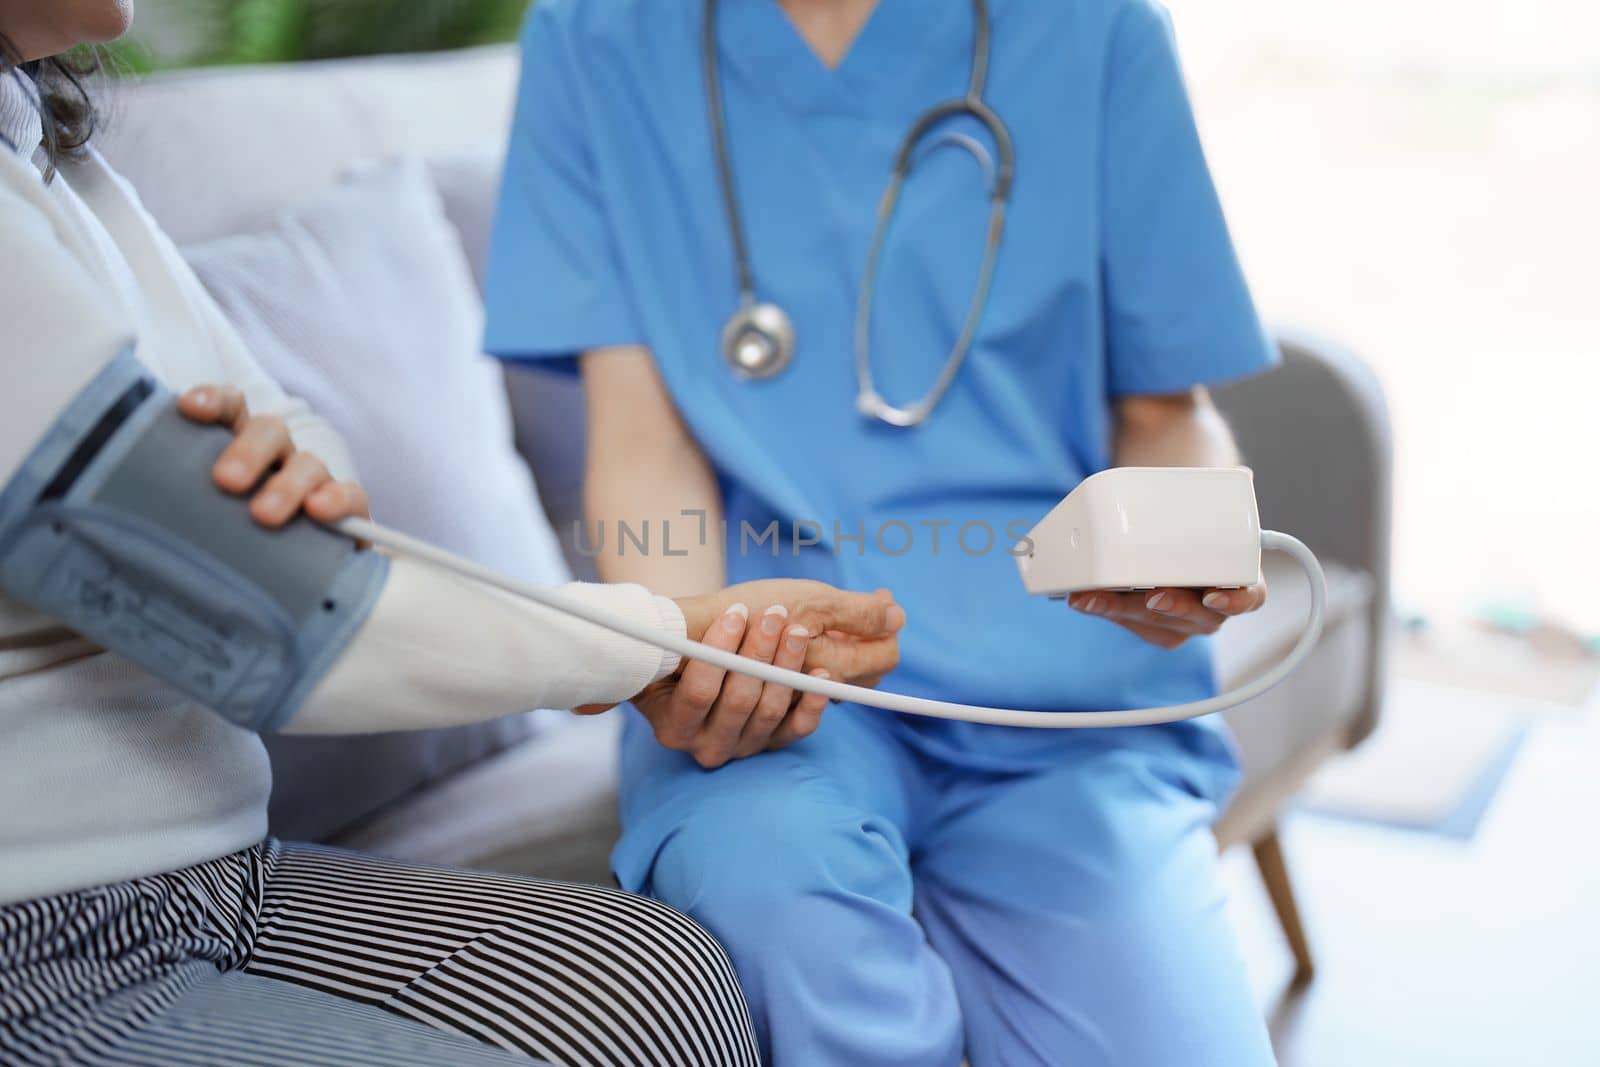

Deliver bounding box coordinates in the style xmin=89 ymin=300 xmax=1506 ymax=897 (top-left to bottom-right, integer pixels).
xmin=646 ymin=774 xmax=910 ymax=925
xmin=1040 ymin=751 xmax=1222 ymax=914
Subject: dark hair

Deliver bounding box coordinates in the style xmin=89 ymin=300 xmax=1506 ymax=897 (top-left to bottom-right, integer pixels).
xmin=0 ymin=33 xmax=100 ymax=181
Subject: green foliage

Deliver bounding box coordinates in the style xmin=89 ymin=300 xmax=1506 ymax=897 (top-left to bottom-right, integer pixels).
xmin=99 ymin=38 xmax=159 ymax=77
xmin=133 ymin=0 xmax=531 ymax=69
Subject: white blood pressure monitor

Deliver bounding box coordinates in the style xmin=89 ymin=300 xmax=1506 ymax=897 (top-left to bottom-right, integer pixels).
xmin=1016 ymin=467 xmax=1263 ymax=598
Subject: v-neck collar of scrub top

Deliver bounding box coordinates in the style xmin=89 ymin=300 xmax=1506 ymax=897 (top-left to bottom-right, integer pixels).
xmin=715 ymin=0 xmax=974 ymax=119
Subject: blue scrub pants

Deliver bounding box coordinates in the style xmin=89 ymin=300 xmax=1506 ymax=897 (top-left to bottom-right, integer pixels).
xmin=614 ymin=705 xmax=1275 ymax=1067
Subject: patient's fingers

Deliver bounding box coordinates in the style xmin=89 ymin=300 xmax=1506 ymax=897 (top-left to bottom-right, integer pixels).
xmin=735 ymin=620 xmax=811 ymax=758
xmin=250 ymin=451 xmax=331 ymax=527
xmin=697 ymin=605 xmax=788 ymax=767
xmin=212 ymin=413 xmax=293 ymax=495
xmin=178 ymin=385 xmax=249 ymax=430
xmin=180 ymin=389 xmax=367 ymax=529
xmin=768 ymin=669 xmax=830 ymax=751
xmin=656 ymin=603 xmax=746 ymax=753
xmin=306 ymin=480 xmax=371 ymax=523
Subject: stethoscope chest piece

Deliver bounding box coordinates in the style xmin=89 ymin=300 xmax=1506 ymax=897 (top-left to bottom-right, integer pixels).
xmin=721 ymin=301 xmax=796 ymax=380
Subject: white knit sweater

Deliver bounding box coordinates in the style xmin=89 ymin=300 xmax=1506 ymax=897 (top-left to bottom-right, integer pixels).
xmin=0 ymin=70 xmax=683 ymax=904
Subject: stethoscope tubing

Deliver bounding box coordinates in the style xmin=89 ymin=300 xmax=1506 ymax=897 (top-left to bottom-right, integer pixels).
xmin=702 ymin=0 xmax=756 ymax=304
xmin=706 ymin=0 xmax=1015 ymax=423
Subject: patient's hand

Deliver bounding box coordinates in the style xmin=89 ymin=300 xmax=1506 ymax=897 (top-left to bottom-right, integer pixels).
xmin=605 ymin=581 xmax=904 ymax=769
xmin=1065 ymin=583 xmax=1267 ymax=649
xmin=178 ymin=385 xmax=369 ymax=526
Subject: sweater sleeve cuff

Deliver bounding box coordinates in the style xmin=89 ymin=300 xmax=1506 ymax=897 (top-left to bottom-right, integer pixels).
xmin=554 ymin=582 xmax=683 ymax=699
xmin=651 ymin=596 xmax=686 ymax=682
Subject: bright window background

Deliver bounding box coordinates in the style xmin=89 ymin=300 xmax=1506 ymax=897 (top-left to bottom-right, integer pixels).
xmin=1171 ymin=0 xmax=1599 ymax=634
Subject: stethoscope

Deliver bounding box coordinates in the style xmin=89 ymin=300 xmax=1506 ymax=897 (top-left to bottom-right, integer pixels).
xmin=703 ymin=0 xmax=1015 ymax=427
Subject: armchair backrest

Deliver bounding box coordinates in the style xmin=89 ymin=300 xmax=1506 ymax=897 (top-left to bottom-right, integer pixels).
xmin=1213 ymin=330 xmax=1394 ymax=743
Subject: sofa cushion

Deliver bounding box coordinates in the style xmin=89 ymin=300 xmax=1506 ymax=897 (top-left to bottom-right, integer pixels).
xmin=427 ymin=151 xmax=502 ymax=293
xmin=96 ymin=47 xmax=517 ymax=246
xmin=184 ymin=156 xmax=571 ymax=842
xmin=332 ymin=711 xmax=624 ymax=885
xmin=423 ymin=151 xmax=597 ymax=577
xmin=504 ymin=364 xmax=595 ymax=580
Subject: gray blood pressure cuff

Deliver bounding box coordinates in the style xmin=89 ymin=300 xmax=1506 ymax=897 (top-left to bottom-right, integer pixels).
xmin=0 ymin=349 xmax=389 ymax=733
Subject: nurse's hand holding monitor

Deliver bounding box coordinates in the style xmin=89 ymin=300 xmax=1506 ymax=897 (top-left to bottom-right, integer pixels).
xmin=1063 ymin=388 xmax=1269 ymax=647
xmin=1066 ymin=582 xmax=1267 ymax=649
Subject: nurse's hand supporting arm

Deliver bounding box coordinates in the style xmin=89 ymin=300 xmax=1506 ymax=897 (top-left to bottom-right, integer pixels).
xmin=1066 ymin=387 xmax=1268 ymax=648
xmin=580 ymin=579 xmax=903 ymax=766
xmin=582 ymin=346 xmax=728 ymax=598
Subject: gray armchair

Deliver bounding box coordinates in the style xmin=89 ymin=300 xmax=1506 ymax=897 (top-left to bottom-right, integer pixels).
xmin=1210 ymin=329 xmax=1393 ymax=985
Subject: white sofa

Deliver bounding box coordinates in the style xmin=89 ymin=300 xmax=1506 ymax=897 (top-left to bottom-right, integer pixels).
xmin=97 ymin=46 xmax=1390 ymax=981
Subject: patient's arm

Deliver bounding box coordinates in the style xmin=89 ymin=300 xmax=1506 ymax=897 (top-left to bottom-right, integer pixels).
xmin=172 ymin=385 xmax=686 ymax=732
xmin=1065 ymin=387 xmax=1268 ymax=648
xmin=179 ymin=381 xmax=900 ymax=749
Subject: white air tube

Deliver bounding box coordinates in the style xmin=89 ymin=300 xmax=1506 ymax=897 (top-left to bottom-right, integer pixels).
xmin=339 ymin=518 xmax=1325 ymax=728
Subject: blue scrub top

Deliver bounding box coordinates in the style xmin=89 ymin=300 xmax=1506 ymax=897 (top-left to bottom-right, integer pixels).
xmin=485 ymin=0 xmax=1277 ymax=770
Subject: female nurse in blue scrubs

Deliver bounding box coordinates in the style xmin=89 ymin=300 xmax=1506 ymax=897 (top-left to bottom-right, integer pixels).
xmin=484 ymin=1 xmax=1280 ymax=1063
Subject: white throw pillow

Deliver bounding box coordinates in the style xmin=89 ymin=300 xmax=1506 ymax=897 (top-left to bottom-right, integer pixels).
xmin=184 ymin=156 xmax=570 ymax=589
xmin=184 ymin=156 xmax=575 ymax=843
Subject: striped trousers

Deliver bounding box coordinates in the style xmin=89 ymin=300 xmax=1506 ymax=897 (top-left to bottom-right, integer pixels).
xmin=0 ymin=841 xmax=759 ymax=1067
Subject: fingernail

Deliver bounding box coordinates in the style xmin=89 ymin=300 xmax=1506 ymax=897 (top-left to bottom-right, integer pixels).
xmin=722 ymin=603 xmax=748 ymax=632
xmin=886 ymin=605 xmax=906 ymax=632
xmin=257 ymin=491 xmax=285 ymax=515
xmin=1148 ymin=593 xmax=1174 ymax=613
xmin=217 ymin=459 xmax=248 ymax=484
xmin=1082 ymin=597 xmax=1104 ymax=615
xmin=1203 ymin=592 xmax=1228 ymax=611
xmin=785 ymin=625 xmax=809 ymax=653
xmin=761 ymin=604 xmax=788 ymax=636
xmin=191 ymin=387 xmax=214 ymax=406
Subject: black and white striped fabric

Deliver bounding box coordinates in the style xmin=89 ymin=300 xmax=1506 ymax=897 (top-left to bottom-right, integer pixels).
xmin=0 ymin=841 xmax=759 ymax=1066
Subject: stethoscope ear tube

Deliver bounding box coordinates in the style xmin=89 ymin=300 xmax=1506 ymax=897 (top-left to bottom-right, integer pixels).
xmin=854 ymin=177 xmax=1008 ymax=429
xmin=338 ymin=517 xmax=1328 ymax=730
xmin=891 ymin=98 xmax=1014 ymax=200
